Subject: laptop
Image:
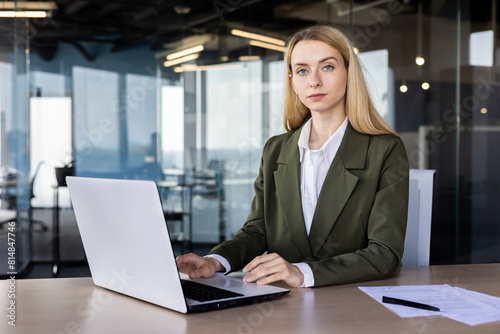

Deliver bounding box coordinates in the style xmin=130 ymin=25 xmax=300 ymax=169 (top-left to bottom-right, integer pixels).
xmin=66 ymin=176 xmax=289 ymax=313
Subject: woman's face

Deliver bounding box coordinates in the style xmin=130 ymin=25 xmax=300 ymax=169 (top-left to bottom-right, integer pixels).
xmin=289 ymin=40 xmax=348 ymax=118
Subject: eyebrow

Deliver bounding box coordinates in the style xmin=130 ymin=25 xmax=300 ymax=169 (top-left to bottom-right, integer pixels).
xmin=292 ymin=56 xmax=339 ymax=68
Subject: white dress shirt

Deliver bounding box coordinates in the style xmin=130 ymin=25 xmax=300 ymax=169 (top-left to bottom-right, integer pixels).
xmin=209 ymin=117 xmax=349 ymax=287
xmin=294 ymin=116 xmax=348 ymax=287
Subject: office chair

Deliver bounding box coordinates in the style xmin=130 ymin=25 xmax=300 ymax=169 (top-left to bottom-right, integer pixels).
xmin=0 ymin=209 xmax=16 ymax=229
xmin=0 ymin=162 xmax=47 ymax=231
xmin=0 ymin=161 xmax=48 ymax=231
xmin=0 ymin=169 xmax=17 ymax=229
xmin=402 ymin=169 xmax=436 ymax=267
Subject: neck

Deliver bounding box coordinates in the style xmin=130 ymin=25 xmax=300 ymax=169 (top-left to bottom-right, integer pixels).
xmin=308 ymin=111 xmax=346 ymax=150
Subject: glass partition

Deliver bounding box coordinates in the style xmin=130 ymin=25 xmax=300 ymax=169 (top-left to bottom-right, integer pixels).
xmin=458 ymin=0 xmax=500 ymax=264
xmin=155 ymin=0 xmax=500 ymax=263
xmin=0 ymin=11 xmax=31 ymax=275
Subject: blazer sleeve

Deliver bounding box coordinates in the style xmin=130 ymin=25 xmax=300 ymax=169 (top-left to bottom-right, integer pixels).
xmin=305 ymin=137 xmax=409 ymax=287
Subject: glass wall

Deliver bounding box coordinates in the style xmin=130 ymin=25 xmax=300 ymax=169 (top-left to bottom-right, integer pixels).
xmin=1 ymin=0 xmax=499 ymax=272
xmin=0 ymin=9 xmax=31 ymax=274
xmin=157 ymin=0 xmax=500 ymax=264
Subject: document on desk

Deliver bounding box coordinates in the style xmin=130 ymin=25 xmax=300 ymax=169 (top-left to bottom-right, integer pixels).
xmin=359 ymin=284 xmax=500 ymax=326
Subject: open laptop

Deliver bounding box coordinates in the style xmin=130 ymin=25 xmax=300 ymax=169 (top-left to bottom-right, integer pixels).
xmin=66 ymin=176 xmax=289 ymax=313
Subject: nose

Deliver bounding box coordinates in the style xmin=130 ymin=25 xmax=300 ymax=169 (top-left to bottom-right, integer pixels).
xmin=309 ymin=81 xmax=320 ymax=87
xmin=309 ymin=70 xmax=321 ymax=87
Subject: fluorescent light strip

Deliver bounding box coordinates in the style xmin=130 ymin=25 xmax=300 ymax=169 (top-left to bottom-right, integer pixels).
xmin=231 ymin=29 xmax=285 ymax=46
xmin=174 ymin=64 xmax=198 ymax=72
xmin=166 ymin=45 xmax=204 ymax=61
xmin=0 ymin=1 xmax=57 ymax=10
xmin=164 ymin=54 xmax=199 ymax=67
xmin=249 ymin=40 xmax=286 ymax=52
xmin=239 ymin=55 xmax=261 ymax=61
xmin=0 ymin=11 xmax=47 ymax=18
xmin=174 ymin=63 xmax=244 ymax=73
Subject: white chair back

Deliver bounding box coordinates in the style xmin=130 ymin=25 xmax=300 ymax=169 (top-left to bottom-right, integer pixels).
xmin=402 ymin=169 xmax=436 ymax=266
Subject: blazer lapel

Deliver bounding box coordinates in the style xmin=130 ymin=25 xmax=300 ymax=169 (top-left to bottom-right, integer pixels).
xmin=309 ymin=123 xmax=369 ymax=257
xmin=274 ymin=128 xmax=314 ymax=260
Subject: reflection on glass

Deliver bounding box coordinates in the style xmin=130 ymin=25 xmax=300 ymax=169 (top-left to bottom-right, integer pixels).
xmin=73 ymin=66 xmax=119 ymax=171
xmin=126 ymin=73 xmax=157 ymax=175
xmin=469 ymin=30 xmax=493 ymax=67
xmin=161 ymin=85 xmax=184 ymax=170
xmin=30 ymin=97 xmax=72 ymax=207
xmin=358 ymin=49 xmax=393 ymax=127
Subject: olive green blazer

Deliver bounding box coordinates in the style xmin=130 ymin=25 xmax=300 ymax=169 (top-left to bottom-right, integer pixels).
xmin=210 ymin=122 xmax=409 ymax=287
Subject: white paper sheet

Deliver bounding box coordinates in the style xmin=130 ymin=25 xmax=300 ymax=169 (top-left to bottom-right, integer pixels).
xmin=358 ymin=284 xmax=500 ymax=326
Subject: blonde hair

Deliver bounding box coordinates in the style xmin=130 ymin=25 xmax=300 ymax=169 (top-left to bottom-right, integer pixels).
xmin=284 ymin=25 xmax=396 ymax=136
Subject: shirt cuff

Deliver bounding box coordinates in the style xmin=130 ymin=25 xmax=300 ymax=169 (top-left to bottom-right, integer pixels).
xmin=293 ymin=262 xmax=315 ymax=288
xmin=204 ymin=254 xmax=231 ymax=275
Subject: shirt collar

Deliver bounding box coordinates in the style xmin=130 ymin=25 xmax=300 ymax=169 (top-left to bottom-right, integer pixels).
xmin=298 ymin=118 xmax=312 ymax=162
xmin=298 ymin=117 xmax=349 ymax=165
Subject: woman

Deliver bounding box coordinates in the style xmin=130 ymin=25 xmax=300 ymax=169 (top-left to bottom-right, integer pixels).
xmin=176 ymin=25 xmax=409 ymax=288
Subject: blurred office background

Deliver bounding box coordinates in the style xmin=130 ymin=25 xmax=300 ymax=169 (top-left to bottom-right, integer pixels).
xmin=0 ymin=0 xmax=499 ymax=278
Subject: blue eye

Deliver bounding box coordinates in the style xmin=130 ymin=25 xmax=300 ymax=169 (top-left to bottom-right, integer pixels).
xmin=297 ymin=69 xmax=307 ymax=75
xmin=324 ymin=64 xmax=334 ymax=71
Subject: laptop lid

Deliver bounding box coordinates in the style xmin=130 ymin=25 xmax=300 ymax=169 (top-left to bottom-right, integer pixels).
xmin=66 ymin=176 xmax=289 ymax=313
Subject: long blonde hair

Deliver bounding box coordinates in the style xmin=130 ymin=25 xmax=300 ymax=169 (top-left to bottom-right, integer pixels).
xmin=284 ymin=25 xmax=396 ymax=136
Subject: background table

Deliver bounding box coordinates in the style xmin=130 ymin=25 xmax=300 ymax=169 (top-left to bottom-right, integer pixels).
xmin=2 ymin=264 xmax=500 ymax=333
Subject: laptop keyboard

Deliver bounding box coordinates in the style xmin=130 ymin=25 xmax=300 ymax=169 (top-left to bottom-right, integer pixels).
xmin=181 ymin=280 xmax=244 ymax=302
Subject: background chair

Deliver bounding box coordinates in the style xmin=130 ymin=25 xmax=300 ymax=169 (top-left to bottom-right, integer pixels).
xmin=0 ymin=161 xmax=47 ymax=231
xmin=402 ymin=169 xmax=436 ymax=267
xmin=0 ymin=208 xmax=16 ymax=228
xmin=0 ymin=168 xmax=17 ymax=229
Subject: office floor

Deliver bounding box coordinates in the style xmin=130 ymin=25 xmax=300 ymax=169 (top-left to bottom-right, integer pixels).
xmin=4 ymin=208 xmax=215 ymax=279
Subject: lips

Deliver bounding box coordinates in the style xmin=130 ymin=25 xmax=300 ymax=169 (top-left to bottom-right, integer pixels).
xmin=308 ymin=93 xmax=326 ymax=101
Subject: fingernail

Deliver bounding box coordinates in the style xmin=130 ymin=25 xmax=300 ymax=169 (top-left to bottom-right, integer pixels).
xmin=243 ymin=275 xmax=251 ymax=282
xmin=189 ymin=272 xmax=196 ymax=279
xmin=243 ymin=267 xmax=248 ymax=272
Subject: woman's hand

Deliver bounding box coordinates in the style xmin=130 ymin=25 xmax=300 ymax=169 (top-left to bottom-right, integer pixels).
xmin=242 ymin=253 xmax=304 ymax=288
xmin=176 ymin=253 xmax=224 ymax=279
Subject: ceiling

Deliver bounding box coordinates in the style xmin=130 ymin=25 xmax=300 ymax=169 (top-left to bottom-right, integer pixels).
xmin=0 ymin=0 xmax=402 ymax=61
xmin=24 ymin=0 xmax=320 ymax=61
xmin=0 ymin=0 xmax=496 ymax=62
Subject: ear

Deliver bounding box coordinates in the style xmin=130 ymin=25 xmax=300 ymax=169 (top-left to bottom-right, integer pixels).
xmin=288 ymin=74 xmax=296 ymax=93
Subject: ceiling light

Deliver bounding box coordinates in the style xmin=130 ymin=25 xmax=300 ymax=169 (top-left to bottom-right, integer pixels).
xmin=0 ymin=1 xmax=57 ymax=18
xmin=0 ymin=1 xmax=57 ymax=10
xmin=400 ymin=85 xmax=408 ymax=93
xmin=164 ymin=54 xmax=199 ymax=67
xmin=174 ymin=64 xmax=198 ymax=73
xmin=416 ymin=57 xmax=425 ymax=66
xmin=173 ymin=5 xmax=191 ymax=15
xmin=0 ymin=11 xmax=47 ymax=18
xmin=239 ymin=55 xmax=261 ymax=61
xmin=231 ymin=29 xmax=285 ymax=46
xmin=174 ymin=63 xmax=244 ymax=73
xmin=166 ymin=45 xmax=204 ymax=61
xmin=480 ymin=108 xmax=488 ymax=114
xmin=421 ymin=82 xmax=430 ymax=90
xmin=249 ymin=40 xmax=286 ymax=53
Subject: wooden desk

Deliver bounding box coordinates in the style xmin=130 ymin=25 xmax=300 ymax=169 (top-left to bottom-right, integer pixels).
xmin=2 ymin=264 xmax=500 ymax=333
